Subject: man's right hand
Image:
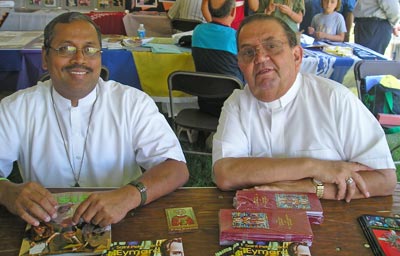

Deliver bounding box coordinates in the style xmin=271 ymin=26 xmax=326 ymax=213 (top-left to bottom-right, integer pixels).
xmin=0 ymin=181 xmax=58 ymax=226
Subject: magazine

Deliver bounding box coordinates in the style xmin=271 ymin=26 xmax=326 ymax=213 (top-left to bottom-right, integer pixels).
xmin=215 ymin=241 xmax=312 ymax=256
xmin=358 ymin=214 xmax=400 ymax=256
xmin=18 ymin=192 xmax=111 ymax=256
xmin=102 ymin=238 xmax=184 ymax=256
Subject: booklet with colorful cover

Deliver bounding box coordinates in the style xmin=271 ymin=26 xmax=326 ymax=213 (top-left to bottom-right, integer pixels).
xmin=102 ymin=238 xmax=184 ymax=256
xmin=358 ymin=214 xmax=400 ymax=256
xmin=219 ymin=209 xmax=313 ymax=246
xmin=234 ymin=190 xmax=324 ymax=225
xmin=165 ymin=207 xmax=199 ymax=233
xmin=18 ymin=192 xmax=111 ymax=256
xmin=215 ymin=240 xmax=312 ymax=256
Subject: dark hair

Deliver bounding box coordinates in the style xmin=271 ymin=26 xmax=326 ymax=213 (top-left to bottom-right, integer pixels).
xmin=236 ymin=14 xmax=298 ymax=49
xmin=43 ymin=12 xmax=102 ymax=54
xmin=287 ymin=242 xmax=308 ymax=256
xmin=160 ymin=238 xmax=183 ymax=255
xmin=209 ymin=0 xmax=236 ymax=18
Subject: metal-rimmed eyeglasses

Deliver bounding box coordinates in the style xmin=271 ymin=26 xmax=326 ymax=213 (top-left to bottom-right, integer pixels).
xmin=48 ymin=45 xmax=102 ymax=58
xmin=238 ymin=40 xmax=287 ymax=63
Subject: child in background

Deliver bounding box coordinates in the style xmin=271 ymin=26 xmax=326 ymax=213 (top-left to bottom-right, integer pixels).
xmin=308 ymin=0 xmax=346 ymax=42
xmin=256 ymin=0 xmax=305 ymax=32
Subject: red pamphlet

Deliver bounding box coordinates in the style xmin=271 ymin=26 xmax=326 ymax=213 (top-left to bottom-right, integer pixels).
xmin=219 ymin=209 xmax=313 ymax=246
xmin=234 ymin=190 xmax=324 ymax=224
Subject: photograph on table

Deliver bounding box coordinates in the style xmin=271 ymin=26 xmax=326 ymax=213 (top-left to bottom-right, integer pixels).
xmin=136 ymin=0 xmax=157 ymax=7
xmin=44 ymin=0 xmax=57 ymax=6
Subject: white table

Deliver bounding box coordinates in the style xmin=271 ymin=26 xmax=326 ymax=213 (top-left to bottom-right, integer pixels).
xmin=0 ymin=9 xmax=67 ymax=31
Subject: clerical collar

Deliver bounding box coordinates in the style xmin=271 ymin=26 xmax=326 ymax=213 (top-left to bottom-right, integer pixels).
xmin=259 ymin=73 xmax=302 ymax=110
xmin=51 ymin=86 xmax=98 ymax=108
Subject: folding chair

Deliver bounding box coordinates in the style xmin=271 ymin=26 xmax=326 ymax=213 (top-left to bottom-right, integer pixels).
xmin=354 ymin=60 xmax=400 ymax=100
xmin=168 ymin=71 xmax=243 ymax=154
xmin=354 ymin=60 xmax=400 ymax=164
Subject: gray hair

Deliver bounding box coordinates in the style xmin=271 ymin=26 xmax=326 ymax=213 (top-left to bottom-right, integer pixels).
xmin=236 ymin=14 xmax=298 ymax=49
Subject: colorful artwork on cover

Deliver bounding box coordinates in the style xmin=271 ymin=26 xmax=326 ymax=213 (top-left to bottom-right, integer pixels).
xmin=231 ymin=211 xmax=269 ymax=229
xmin=165 ymin=207 xmax=199 ymax=233
xmin=275 ymin=193 xmax=312 ymax=210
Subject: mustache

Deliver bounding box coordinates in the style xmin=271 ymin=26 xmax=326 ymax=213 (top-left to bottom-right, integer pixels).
xmin=63 ymin=65 xmax=93 ymax=73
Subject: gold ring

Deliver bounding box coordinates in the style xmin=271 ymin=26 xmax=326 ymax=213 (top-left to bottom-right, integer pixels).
xmin=346 ymin=177 xmax=354 ymax=185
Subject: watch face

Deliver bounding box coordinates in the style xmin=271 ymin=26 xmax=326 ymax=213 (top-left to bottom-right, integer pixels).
xmin=313 ymin=179 xmax=322 ymax=185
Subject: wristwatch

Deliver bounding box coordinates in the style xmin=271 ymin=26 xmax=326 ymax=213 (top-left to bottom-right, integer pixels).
xmin=312 ymin=179 xmax=324 ymax=199
xmin=128 ymin=180 xmax=147 ymax=207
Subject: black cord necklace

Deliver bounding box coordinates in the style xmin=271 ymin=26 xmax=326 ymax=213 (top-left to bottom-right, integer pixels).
xmin=50 ymin=86 xmax=98 ymax=187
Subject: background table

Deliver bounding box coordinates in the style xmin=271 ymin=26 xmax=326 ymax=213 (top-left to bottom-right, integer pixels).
xmin=300 ymin=42 xmax=388 ymax=94
xmin=0 ymin=185 xmax=399 ymax=255
xmin=0 ymin=9 xmax=67 ymax=31
xmin=123 ymin=12 xmax=173 ymax=37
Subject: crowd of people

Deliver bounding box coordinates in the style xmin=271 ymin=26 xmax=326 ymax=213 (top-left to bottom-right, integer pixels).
xmin=0 ymin=0 xmax=398 ymax=242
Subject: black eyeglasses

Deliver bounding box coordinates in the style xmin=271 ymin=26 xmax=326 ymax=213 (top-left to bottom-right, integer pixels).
xmin=48 ymin=45 xmax=102 ymax=58
xmin=238 ymin=40 xmax=287 ymax=63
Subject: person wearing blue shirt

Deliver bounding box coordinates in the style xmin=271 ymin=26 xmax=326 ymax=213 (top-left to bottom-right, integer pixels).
xmin=300 ymin=0 xmax=355 ymax=41
xmin=192 ymin=0 xmax=244 ymax=117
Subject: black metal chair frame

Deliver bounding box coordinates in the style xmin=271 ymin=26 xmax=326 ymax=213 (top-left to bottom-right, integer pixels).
xmin=167 ymin=71 xmax=243 ymax=154
xmin=170 ymin=18 xmax=202 ymax=32
xmin=354 ymin=60 xmax=400 ymax=162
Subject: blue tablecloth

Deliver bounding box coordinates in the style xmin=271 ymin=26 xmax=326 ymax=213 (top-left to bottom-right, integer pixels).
xmin=0 ymin=50 xmax=22 ymax=71
xmin=301 ymin=41 xmax=387 ymax=84
xmin=101 ymin=49 xmax=141 ymax=90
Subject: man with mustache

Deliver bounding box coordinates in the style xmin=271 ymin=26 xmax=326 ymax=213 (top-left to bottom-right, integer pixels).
xmin=0 ymin=12 xmax=189 ymax=228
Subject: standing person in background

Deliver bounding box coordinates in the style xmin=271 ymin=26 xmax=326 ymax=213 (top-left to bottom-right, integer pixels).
xmin=340 ymin=0 xmax=355 ymax=42
xmin=168 ymin=0 xmax=206 ymax=22
xmin=192 ymin=0 xmax=244 ymax=117
xmin=353 ymin=0 xmax=400 ymax=54
xmin=0 ymin=12 xmax=189 ymax=228
xmin=308 ymin=0 xmax=347 ymax=42
xmin=202 ymin=0 xmax=259 ymax=30
xmin=255 ymin=0 xmax=305 ymax=32
xmin=300 ymin=0 xmax=355 ymax=41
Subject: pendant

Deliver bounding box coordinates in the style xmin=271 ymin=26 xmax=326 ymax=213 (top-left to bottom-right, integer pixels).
xmin=74 ymin=182 xmax=80 ymax=187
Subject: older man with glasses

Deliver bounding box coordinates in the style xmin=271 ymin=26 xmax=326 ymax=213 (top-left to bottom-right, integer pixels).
xmin=212 ymin=14 xmax=396 ymax=203
xmin=0 ymin=12 xmax=189 ymax=228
